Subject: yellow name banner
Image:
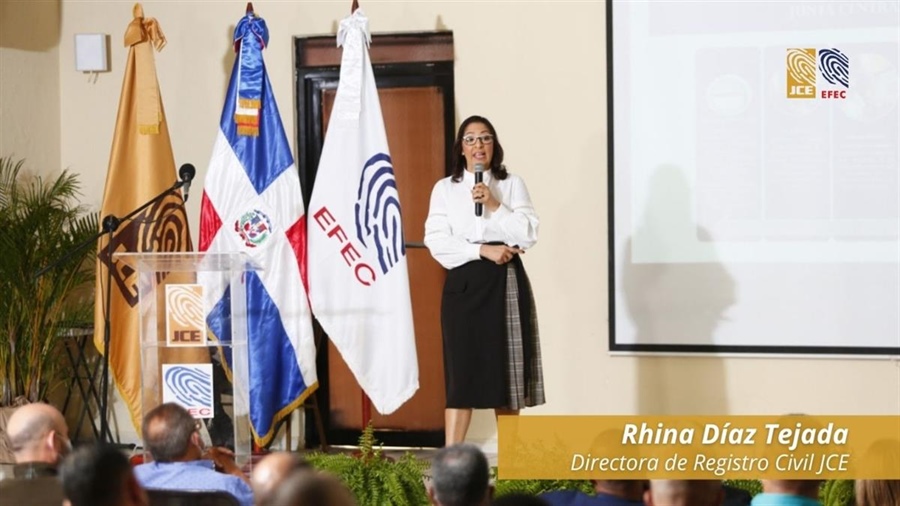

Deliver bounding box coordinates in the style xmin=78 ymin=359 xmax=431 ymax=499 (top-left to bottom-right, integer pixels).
xmin=497 ymin=416 xmax=900 ymax=480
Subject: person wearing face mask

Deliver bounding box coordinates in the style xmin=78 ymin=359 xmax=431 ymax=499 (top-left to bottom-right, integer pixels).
xmin=425 ymin=115 xmax=545 ymax=446
xmin=133 ymin=402 xmax=253 ymax=506
xmin=6 ymin=402 xmax=72 ymax=478
xmin=0 ymin=403 xmax=70 ymax=505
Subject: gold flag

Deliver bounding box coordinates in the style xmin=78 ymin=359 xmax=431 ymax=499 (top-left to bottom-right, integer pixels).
xmin=93 ymin=3 xmax=195 ymax=433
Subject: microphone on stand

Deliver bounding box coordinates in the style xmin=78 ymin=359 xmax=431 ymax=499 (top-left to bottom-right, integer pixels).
xmin=178 ymin=163 xmax=196 ymax=202
xmin=474 ymin=163 xmax=485 ymax=217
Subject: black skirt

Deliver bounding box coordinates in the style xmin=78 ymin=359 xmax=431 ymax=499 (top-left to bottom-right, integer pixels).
xmin=441 ymin=255 xmax=544 ymax=409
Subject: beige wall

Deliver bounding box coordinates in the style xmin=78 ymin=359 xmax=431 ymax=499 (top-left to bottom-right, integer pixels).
xmin=5 ymin=0 xmax=890 ymax=444
xmin=0 ymin=0 xmax=61 ymax=175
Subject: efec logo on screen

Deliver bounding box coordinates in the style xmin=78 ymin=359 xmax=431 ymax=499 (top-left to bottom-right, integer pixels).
xmin=786 ymin=48 xmax=849 ymax=99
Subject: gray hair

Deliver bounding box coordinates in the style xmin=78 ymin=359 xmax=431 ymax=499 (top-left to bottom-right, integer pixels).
xmin=430 ymin=444 xmax=490 ymax=506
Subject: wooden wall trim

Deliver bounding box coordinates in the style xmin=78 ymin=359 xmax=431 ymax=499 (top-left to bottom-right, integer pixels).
xmin=296 ymin=31 xmax=453 ymax=67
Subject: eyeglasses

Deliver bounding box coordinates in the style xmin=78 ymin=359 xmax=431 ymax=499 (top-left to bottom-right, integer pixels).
xmin=462 ymin=134 xmax=494 ymax=146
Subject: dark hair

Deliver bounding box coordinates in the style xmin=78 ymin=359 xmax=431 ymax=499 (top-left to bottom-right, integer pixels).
xmin=142 ymin=402 xmax=197 ymax=462
xmin=492 ymin=493 xmax=549 ymax=506
xmin=451 ymin=115 xmax=508 ymax=182
xmin=430 ymin=443 xmax=490 ymax=506
xmin=60 ymin=444 xmax=133 ymax=506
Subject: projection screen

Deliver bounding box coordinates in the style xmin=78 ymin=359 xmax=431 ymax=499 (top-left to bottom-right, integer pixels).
xmin=609 ymin=0 xmax=900 ymax=354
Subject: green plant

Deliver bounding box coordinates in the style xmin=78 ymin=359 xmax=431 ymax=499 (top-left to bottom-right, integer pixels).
xmin=0 ymin=157 xmax=98 ymax=405
xmin=821 ymin=479 xmax=854 ymax=506
xmin=305 ymin=424 xmax=429 ymax=506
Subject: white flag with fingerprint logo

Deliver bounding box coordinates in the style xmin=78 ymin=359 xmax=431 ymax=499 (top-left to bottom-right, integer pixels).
xmin=306 ymin=9 xmax=418 ymax=414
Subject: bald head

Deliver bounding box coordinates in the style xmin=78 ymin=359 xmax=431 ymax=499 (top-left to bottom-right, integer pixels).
xmin=268 ymin=469 xmax=357 ymax=506
xmin=646 ymin=480 xmax=724 ymax=506
xmin=251 ymin=452 xmax=311 ymax=505
xmin=7 ymin=403 xmax=69 ymax=465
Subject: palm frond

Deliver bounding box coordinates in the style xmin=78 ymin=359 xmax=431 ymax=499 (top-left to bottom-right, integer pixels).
xmin=0 ymin=157 xmax=97 ymax=405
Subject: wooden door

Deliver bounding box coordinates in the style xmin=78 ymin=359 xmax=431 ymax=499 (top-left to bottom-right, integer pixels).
xmin=295 ymin=32 xmax=455 ymax=447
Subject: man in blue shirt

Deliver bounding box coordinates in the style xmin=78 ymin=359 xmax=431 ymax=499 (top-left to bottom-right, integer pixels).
xmin=133 ymin=403 xmax=253 ymax=506
xmin=750 ymin=480 xmax=822 ymax=506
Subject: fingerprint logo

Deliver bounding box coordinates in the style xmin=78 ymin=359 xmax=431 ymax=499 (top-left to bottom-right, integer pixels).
xmin=786 ymin=48 xmax=817 ymax=98
xmin=162 ymin=364 xmax=214 ymax=412
xmin=818 ymin=48 xmax=849 ymax=88
xmin=166 ymin=285 xmax=207 ymax=346
xmin=354 ymin=153 xmax=406 ymax=276
xmin=167 ymin=285 xmax=204 ymax=327
xmin=786 ymin=47 xmax=850 ymax=100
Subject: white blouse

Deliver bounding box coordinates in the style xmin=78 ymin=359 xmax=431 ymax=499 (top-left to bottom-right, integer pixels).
xmin=424 ymin=169 xmax=539 ymax=270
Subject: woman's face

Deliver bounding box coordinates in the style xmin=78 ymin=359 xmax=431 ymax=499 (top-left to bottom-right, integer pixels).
xmin=461 ymin=122 xmax=494 ymax=172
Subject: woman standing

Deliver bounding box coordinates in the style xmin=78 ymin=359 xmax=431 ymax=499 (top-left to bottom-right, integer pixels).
xmin=424 ymin=115 xmax=545 ymax=445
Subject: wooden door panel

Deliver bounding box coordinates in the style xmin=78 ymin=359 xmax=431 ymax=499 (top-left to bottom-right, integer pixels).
xmin=322 ymin=86 xmax=447 ymax=432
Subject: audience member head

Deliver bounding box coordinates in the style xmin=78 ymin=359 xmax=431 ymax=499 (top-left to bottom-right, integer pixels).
xmin=491 ymin=493 xmax=549 ymax=506
xmin=268 ymin=469 xmax=356 ymax=506
xmin=761 ymin=480 xmax=822 ymax=499
xmin=60 ymin=444 xmax=148 ymax=506
xmin=855 ymin=480 xmax=900 ymax=506
xmin=7 ymin=402 xmax=70 ymax=465
xmin=590 ymin=480 xmax=646 ymax=501
xmin=856 ymin=438 xmax=900 ymax=506
xmin=586 ymin=430 xmax=646 ymax=501
xmin=141 ymin=402 xmax=202 ymax=463
xmin=645 ymin=480 xmax=724 ymax=506
xmin=429 ymin=443 xmax=492 ymax=506
xmin=251 ymin=451 xmax=312 ymax=505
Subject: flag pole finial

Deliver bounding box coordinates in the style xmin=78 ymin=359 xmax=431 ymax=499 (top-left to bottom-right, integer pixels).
xmin=246 ymin=2 xmax=254 ymax=15
xmin=351 ymin=0 xmax=359 ymax=13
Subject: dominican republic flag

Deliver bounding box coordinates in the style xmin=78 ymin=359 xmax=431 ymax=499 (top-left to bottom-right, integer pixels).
xmin=199 ymin=9 xmax=317 ymax=446
xmin=307 ymin=9 xmax=418 ymax=415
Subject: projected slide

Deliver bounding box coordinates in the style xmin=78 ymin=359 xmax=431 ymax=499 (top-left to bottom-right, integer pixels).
xmin=610 ymin=1 xmax=899 ymax=353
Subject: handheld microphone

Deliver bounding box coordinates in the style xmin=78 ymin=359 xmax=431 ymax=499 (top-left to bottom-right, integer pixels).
xmin=474 ymin=163 xmax=485 ymax=217
xmin=178 ymin=163 xmax=196 ymax=202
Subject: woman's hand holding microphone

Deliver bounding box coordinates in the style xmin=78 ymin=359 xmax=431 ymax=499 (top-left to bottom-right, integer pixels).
xmin=472 ymin=182 xmax=499 ymax=213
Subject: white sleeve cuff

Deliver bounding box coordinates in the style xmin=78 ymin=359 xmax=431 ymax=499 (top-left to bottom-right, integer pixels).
xmin=468 ymin=242 xmax=483 ymax=261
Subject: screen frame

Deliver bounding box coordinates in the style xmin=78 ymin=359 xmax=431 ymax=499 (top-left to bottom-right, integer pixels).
xmin=605 ymin=0 xmax=900 ymax=357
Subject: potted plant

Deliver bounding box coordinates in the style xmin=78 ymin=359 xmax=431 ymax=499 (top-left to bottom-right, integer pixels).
xmin=0 ymin=156 xmax=98 ymax=453
xmin=305 ymin=423 xmax=429 ymax=506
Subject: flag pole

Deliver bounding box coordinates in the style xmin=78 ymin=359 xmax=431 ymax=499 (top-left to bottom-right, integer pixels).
xmin=348 ymin=0 xmax=372 ymax=435
xmin=361 ymin=391 xmax=372 ymax=430
xmin=241 ymin=0 xmax=268 ymax=457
